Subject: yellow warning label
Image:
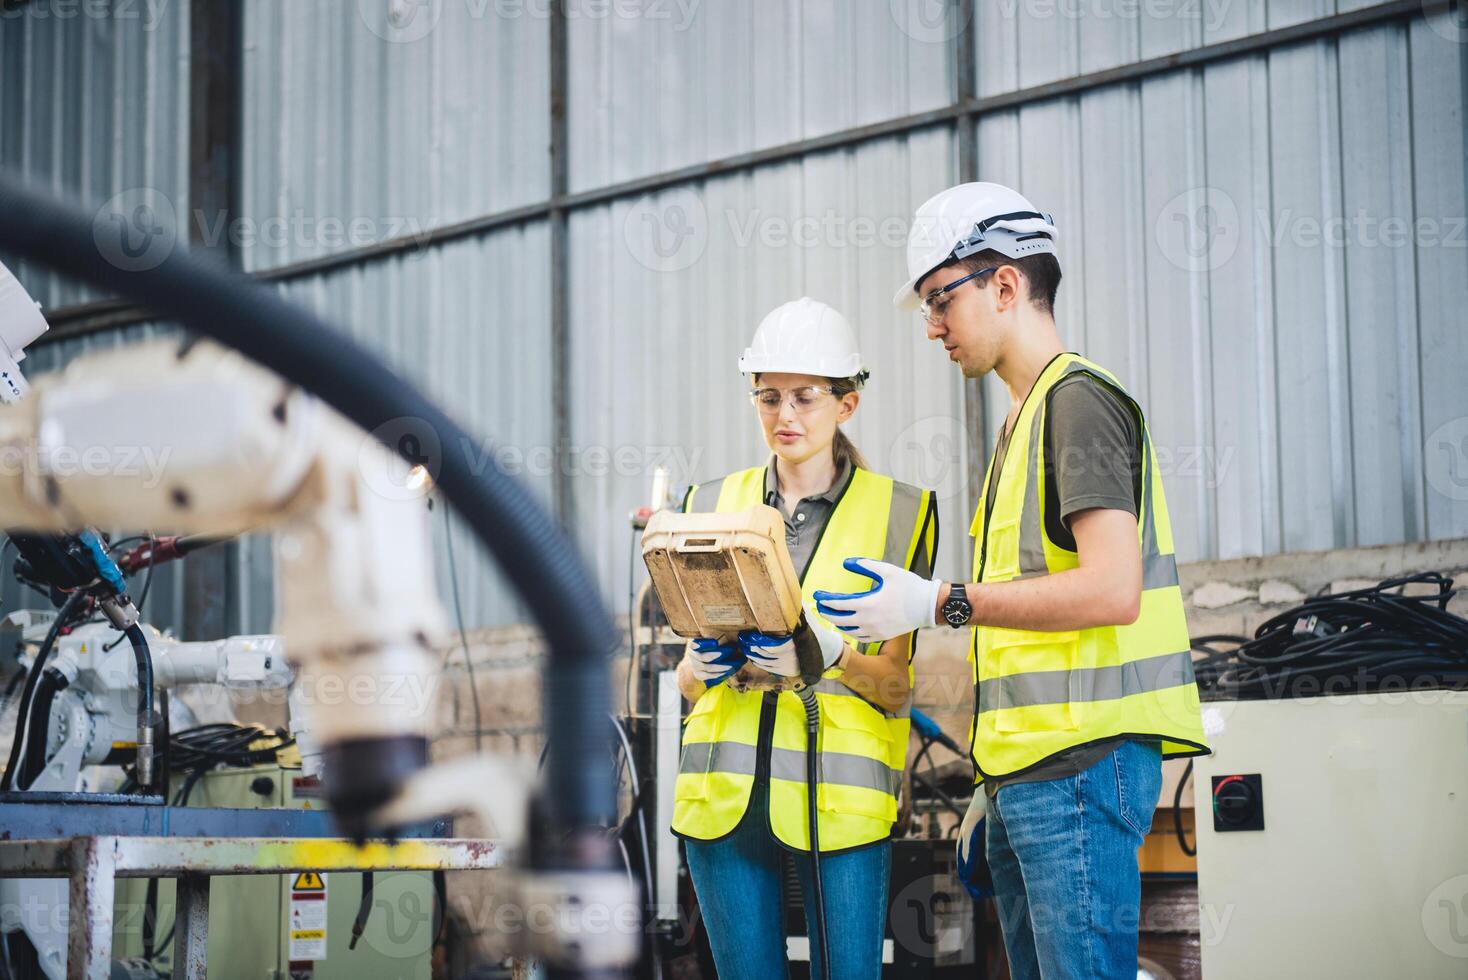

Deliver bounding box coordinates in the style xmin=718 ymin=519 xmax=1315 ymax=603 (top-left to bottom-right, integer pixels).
xmin=291 ymin=872 xmax=325 ymax=891
xmin=290 ymin=930 xmax=325 ymax=941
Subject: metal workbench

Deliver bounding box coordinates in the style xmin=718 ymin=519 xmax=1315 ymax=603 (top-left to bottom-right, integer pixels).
xmin=0 ymin=797 xmax=500 ymax=980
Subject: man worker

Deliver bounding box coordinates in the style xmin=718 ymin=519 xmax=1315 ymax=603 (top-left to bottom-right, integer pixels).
xmin=811 ymin=182 xmax=1210 ymax=979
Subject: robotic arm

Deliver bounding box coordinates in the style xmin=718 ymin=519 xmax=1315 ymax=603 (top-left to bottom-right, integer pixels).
xmin=19 ymin=624 xmax=293 ymax=794
xmin=0 ymin=174 xmax=638 ymax=978
xmin=0 ymin=338 xmax=446 ymax=834
xmin=0 ymin=259 xmax=49 ymax=404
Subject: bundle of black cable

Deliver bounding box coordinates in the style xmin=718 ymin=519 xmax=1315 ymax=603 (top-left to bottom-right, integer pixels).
xmin=116 ymin=722 xmax=293 ymax=803
xmin=1192 ymin=572 xmax=1468 ymax=701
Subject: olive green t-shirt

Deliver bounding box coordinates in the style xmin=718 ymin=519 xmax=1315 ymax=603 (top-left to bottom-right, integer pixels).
xmin=979 ymin=373 xmax=1146 ymax=796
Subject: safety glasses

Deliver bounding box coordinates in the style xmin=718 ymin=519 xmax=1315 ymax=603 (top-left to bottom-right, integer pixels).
xmin=919 ymin=265 xmax=997 ymax=325
xmin=749 ymin=385 xmax=840 ymax=414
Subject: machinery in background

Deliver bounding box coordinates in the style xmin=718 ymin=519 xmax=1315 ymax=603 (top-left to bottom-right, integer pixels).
xmin=0 ymin=174 xmax=634 ymax=980
xmin=0 ymin=604 xmax=295 ymax=979
xmin=1189 ymin=574 xmax=1468 ymax=979
xmin=0 ymin=259 xmax=49 ymax=404
xmin=13 ymin=622 xmax=292 ymax=795
xmin=106 ymin=765 xmax=436 ymax=980
xmin=1193 ymin=691 xmax=1468 ymax=978
xmin=626 ymin=473 xmax=709 ymax=980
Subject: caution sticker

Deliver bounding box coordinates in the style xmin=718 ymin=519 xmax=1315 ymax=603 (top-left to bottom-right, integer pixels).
xmin=288 ymin=871 xmax=328 ymax=961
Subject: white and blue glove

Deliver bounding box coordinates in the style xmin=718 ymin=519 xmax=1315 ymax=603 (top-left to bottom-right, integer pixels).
xmin=812 ymin=557 xmax=942 ymax=643
xmin=956 ymin=791 xmax=993 ymax=900
xmin=688 ymin=637 xmax=746 ymax=687
xmin=738 ymin=613 xmax=847 ymax=677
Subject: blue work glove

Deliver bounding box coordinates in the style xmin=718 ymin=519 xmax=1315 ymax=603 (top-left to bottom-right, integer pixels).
xmin=812 ymin=557 xmax=942 ymax=643
xmin=736 ymin=630 xmax=800 ymax=677
xmin=738 ymin=613 xmax=847 ymax=677
xmin=688 ymin=637 xmax=746 ymax=687
xmin=956 ymin=791 xmax=994 ymax=899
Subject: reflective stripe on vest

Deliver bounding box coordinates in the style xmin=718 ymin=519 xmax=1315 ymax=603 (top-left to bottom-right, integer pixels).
xmin=672 ymin=464 xmax=936 ymax=851
xmin=967 ymin=354 xmax=1209 ymax=783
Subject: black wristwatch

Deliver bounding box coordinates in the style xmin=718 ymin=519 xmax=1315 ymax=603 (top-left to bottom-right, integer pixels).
xmin=940 ymin=583 xmax=973 ymax=628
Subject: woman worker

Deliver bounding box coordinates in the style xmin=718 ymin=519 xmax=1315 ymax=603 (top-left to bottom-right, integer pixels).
xmin=672 ymin=297 xmax=938 ymax=979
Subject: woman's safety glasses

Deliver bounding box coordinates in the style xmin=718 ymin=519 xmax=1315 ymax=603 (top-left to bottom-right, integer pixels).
xmin=749 ymin=385 xmax=840 ymax=414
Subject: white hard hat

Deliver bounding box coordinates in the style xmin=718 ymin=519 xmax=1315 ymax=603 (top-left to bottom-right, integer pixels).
xmin=894 ymin=182 xmax=1058 ymax=311
xmin=738 ymin=297 xmax=867 ymax=385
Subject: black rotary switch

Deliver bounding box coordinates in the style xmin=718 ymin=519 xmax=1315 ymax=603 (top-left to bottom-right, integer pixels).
xmin=1211 ymin=773 xmax=1264 ymax=832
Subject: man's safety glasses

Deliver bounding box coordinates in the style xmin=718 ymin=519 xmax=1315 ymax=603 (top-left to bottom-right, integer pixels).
xmin=919 ymin=265 xmax=997 ymax=325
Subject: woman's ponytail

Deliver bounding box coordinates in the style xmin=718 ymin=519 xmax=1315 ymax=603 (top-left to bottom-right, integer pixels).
xmin=828 ymin=376 xmax=868 ymax=472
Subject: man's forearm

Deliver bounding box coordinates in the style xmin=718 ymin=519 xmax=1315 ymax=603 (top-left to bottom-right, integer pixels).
xmin=939 ymin=566 xmax=1141 ymax=633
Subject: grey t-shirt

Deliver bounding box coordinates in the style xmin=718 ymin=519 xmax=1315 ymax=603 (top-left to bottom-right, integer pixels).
xmin=979 ymin=372 xmax=1144 ymax=796
xmin=765 ymin=456 xmax=934 ymax=581
xmin=764 ymin=455 xmax=851 ymax=578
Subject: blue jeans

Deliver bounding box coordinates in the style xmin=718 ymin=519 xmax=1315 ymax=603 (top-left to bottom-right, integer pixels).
xmin=985 ymin=739 xmax=1162 ymax=980
xmin=684 ymin=781 xmax=891 ymax=980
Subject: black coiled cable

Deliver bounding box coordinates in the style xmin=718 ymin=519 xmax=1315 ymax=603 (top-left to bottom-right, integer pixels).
xmin=1193 ymin=572 xmax=1468 ymax=700
xmin=1 ymin=590 xmax=86 ymax=791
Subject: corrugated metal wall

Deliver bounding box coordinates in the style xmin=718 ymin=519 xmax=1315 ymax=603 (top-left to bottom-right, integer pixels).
xmin=567 ymin=131 xmax=966 ymax=604
xmin=273 ymin=224 xmax=554 ymax=631
xmin=240 ymin=0 xmax=548 ymax=271
xmin=235 ymin=2 xmax=555 ymax=632
xmin=2 ymin=1 xmax=1465 ymax=631
xmin=566 ymin=0 xmax=953 ymax=190
xmin=0 ymin=0 xmax=190 ymax=306
xmin=972 ymin=6 xmax=1468 ymax=561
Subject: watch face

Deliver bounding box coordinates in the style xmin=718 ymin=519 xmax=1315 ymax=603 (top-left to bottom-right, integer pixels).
xmin=942 ymin=600 xmax=971 ymax=627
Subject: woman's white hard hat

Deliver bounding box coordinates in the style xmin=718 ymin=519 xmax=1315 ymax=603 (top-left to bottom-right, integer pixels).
xmin=738 ymin=297 xmax=867 ymax=386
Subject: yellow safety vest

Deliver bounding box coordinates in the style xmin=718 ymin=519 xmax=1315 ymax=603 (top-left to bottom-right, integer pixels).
xmin=673 ymin=464 xmax=937 ymax=851
xmin=969 ymin=353 xmax=1209 ymax=782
